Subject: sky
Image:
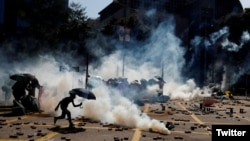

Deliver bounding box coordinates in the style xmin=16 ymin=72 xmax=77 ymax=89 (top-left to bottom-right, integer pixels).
xmin=69 ymin=0 xmax=112 ymax=19
xmin=69 ymin=0 xmax=250 ymax=19
xmin=241 ymin=0 xmax=250 ymax=9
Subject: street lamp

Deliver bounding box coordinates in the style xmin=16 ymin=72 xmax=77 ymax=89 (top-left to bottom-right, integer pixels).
xmin=114 ymin=0 xmax=129 ymax=77
xmin=114 ymin=0 xmax=138 ymax=77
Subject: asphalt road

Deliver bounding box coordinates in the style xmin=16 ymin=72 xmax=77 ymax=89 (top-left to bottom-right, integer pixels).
xmin=0 ymin=96 xmax=249 ymax=141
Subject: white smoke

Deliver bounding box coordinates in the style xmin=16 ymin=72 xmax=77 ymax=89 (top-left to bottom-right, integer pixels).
xmin=221 ymin=30 xmax=250 ymax=52
xmin=221 ymin=38 xmax=241 ymax=52
xmin=241 ymin=31 xmax=250 ymax=43
xmin=80 ymin=84 xmax=170 ymax=134
xmin=68 ymin=17 xmax=208 ymax=134
xmin=190 ymin=26 xmax=250 ymax=90
xmin=5 ymin=15 xmax=250 ymax=136
xmin=164 ymin=79 xmax=208 ymax=100
xmin=209 ymin=26 xmax=229 ymax=43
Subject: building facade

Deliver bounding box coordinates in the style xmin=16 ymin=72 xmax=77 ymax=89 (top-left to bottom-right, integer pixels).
xmin=98 ymin=0 xmax=244 ymax=88
xmin=99 ymin=0 xmax=243 ymax=37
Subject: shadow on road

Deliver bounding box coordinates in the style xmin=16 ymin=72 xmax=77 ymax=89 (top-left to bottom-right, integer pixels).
xmin=48 ymin=126 xmax=86 ymax=134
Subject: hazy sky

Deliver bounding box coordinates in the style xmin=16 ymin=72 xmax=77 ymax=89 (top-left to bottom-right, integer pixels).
xmin=69 ymin=0 xmax=250 ymax=19
xmin=69 ymin=0 xmax=112 ymax=19
xmin=241 ymin=0 xmax=250 ymax=9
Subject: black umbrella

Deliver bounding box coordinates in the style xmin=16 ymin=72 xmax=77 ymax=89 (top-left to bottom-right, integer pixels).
xmin=154 ymin=76 xmax=166 ymax=83
xmin=10 ymin=73 xmax=36 ymax=81
xmin=69 ymin=88 xmax=96 ymax=100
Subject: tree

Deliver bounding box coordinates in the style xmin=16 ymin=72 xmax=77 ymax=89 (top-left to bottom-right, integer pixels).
xmin=16 ymin=0 xmax=69 ymax=40
xmin=57 ymin=2 xmax=91 ymax=42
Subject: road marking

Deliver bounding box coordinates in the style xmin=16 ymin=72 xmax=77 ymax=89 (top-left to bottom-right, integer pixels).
xmin=131 ymin=103 xmax=149 ymax=141
xmin=172 ymin=130 xmax=210 ymax=135
xmin=177 ymin=102 xmax=203 ymax=124
xmin=35 ymin=132 xmax=58 ymax=141
xmin=131 ymin=129 xmax=142 ymax=141
xmin=0 ymin=139 xmax=25 ymax=141
xmin=4 ymin=116 xmax=30 ymax=124
xmin=0 ymin=113 xmax=58 ymax=141
xmin=177 ymin=102 xmax=211 ymax=134
xmin=142 ymin=104 xmax=150 ymax=113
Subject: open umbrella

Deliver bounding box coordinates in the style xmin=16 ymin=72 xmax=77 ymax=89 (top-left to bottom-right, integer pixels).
xmin=69 ymin=88 xmax=96 ymax=100
xmin=10 ymin=73 xmax=36 ymax=81
xmin=155 ymin=95 xmax=170 ymax=103
xmin=154 ymin=76 xmax=166 ymax=83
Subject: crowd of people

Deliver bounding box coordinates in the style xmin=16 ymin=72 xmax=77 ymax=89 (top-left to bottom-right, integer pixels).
xmin=87 ymin=76 xmax=166 ymax=104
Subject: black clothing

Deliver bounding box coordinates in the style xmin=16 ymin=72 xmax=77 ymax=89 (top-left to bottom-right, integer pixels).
xmin=54 ymin=96 xmax=81 ymax=127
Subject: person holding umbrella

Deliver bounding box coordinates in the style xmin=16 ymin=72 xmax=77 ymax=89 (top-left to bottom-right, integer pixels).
xmin=10 ymin=73 xmax=35 ymax=102
xmin=54 ymin=91 xmax=82 ymax=128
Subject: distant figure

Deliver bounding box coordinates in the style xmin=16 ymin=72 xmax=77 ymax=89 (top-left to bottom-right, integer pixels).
xmin=217 ymin=90 xmax=223 ymax=96
xmin=2 ymin=80 xmax=14 ymax=102
xmin=27 ymin=78 xmax=40 ymax=97
xmin=2 ymin=85 xmax=11 ymax=102
xmin=54 ymin=92 xmax=82 ymax=128
xmin=157 ymin=79 xmax=165 ymax=96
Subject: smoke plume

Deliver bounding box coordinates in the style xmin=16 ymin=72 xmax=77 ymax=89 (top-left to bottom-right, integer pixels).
xmin=1 ymin=12 xmax=249 ymax=135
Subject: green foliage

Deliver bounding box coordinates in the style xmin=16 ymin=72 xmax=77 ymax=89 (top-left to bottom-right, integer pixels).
xmin=11 ymin=0 xmax=91 ymax=43
xmin=56 ymin=2 xmax=91 ymax=42
xmin=101 ymin=18 xmax=118 ymax=36
xmin=16 ymin=0 xmax=68 ymax=38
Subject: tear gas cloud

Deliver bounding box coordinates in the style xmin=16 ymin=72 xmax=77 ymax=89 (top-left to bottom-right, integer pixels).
xmin=189 ymin=26 xmax=250 ymax=90
xmin=82 ymin=84 xmax=170 ymax=134
xmin=0 ymin=17 xmax=195 ymax=134
xmin=0 ymin=14 xmax=250 ymax=134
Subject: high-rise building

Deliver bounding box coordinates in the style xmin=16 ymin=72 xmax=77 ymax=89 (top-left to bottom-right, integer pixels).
xmin=99 ymin=0 xmax=243 ymax=38
xmin=99 ymin=0 xmax=168 ymax=23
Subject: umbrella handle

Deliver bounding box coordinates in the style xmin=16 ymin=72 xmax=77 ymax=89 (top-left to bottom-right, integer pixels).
xmin=80 ymin=100 xmax=84 ymax=109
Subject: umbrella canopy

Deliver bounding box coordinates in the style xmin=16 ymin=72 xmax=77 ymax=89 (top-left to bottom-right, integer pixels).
xmin=10 ymin=73 xmax=36 ymax=81
xmin=69 ymin=88 xmax=96 ymax=100
xmin=155 ymin=95 xmax=170 ymax=103
xmin=154 ymin=76 xmax=166 ymax=83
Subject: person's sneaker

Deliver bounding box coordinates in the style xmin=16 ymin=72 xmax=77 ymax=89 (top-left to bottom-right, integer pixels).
xmin=54 ymin=117 xmax=57 ymax=125
xmin=69 ymin=123 xmax=74 ymax=128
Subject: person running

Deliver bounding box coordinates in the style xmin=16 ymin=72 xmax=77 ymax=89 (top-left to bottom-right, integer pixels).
xmin=54 ymin=92 xmax=82 ymax=128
